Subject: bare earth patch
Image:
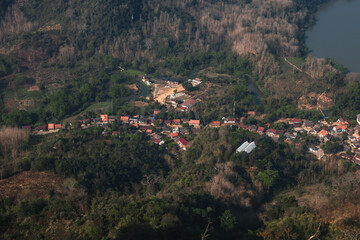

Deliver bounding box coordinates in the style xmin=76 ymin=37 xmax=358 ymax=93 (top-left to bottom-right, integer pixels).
xmin=0 ymin=171 xmax=71 ymax=199
xmin=134 ymin=101 xmax=149 ymax=107
xmin=298 ymin=92 xmax=333 ymax=110
xmin=27 ymin=85 xmax=40 ymax=92
xmin=153 ymin=84 xmax=185 ymax=104
xmin=126 ymin=84 xmax=138 ymax=91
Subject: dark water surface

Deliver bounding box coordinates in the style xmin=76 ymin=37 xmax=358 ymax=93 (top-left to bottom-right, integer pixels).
xmin=306 ymin=0 xmax=360 ymax=73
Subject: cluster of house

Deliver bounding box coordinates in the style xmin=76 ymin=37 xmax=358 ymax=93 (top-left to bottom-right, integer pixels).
xmin=167 ymin=83 xmax=202 ymax=112
xmin=21 ymin=109 xmax=360 ymax=164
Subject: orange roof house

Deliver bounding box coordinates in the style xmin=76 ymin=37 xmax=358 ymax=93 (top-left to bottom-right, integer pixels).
xmin=121 ymin=116 xmax=129 ymax=122
xmin=318 ymin=130 xmax=328 ymax=138
xmin=170 ymin=133 xmax=179 ymax=138
xmin=48 ymin=123 xmax=55 ymax=130
xmin=211 ymin=121 xmax=221 ymax=127
xmin=172 ymin=119 xmax=181 ymax=125
xmin=55 ymin=124 xmax=62 ymax=129
xmin=101 ymin=114 xmax=108 ymax=122
xmin=189 ymin=120 xmax=200 ymax=126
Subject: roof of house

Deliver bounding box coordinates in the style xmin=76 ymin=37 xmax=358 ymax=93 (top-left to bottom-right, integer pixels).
xmin=268 ymin=129 xmax=284 ymax=135
xmin=244 ymin=141 xmax=256 ymax=154
xmin=173 ymin=119 xmax=181 ymax=124
xmin=267 ymin=129 xmax=277 ymax=134
xmin=292 ymin=118 xmax=302 ymax=123
xmin=335 ymin=125 xmax=347 ymax=131
xmin=304 ymin=120 xmax=314 ymax=127
xmin=182 ymin=99 xmax=198 ymax=108
xmin=35 ymin=125 xmax=46 ymax=130
xmin=236 ymin=141 xmax=249 ymax=152
xmin=318 ymin=129 xmax=328 ymax=136
xmin=189 ymin=120 xmax=200 ymax=125
xmin=257 ymin=127 xmax=265 ymax=132
xmin=178 ymin=138 xmax=188 ymax=146
xmin=212 ymin=121 xmax=221 ymax=126
xmin=170 ymin=133 xmax=179 ymax=138
xmin=236 ymin=141 xmax=256 ymax=154
xmin=121 ymin=116 xmax=129 ymax=121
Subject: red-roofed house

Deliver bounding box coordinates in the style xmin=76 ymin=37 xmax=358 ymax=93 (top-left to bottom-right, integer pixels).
xmin=181 ymin=99 xmax=198 ymax=110
xmin=257 ymin=127 xmax=265 ymax=134
xmin=267 ymin=129 xmax=283 ymax=137
xmin=22 ymin=125 xmax=31 ymax=130
xmin=146 ymin=129 xmax=153 ymax=134
xmin=112 ymin=131 xmax=120 ymax=136
xmin=292 ymin=118 xmax=302 ymax=124
xmin=154 ymin=110 xmax=161 ymax=115
xmin=48 ymin=123 xmax=55 ymax=130
xmin=55 ymin=124 xmax=62 ymax=130
xmin=177 ymin=138 xmax=188 ymax=150
xmin=228 ymin=118 xmax=236 ymax=124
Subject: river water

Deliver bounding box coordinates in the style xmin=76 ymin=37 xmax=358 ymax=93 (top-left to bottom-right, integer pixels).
xmin=306 ymin=0 xmax=360 ymax=73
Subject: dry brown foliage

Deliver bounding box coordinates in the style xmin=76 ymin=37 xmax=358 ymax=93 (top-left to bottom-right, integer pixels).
xmin=0 ymin=4 xmax=37 ymax=41
xmin=0 ymin=126 xmax=29 ymax=159
xmin=206 ymin=161 xmax=263 ymax=207
xmin=302 ymin=56 xmax=337 ymax=79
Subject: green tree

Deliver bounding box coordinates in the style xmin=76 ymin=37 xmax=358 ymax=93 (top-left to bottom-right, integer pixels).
xmin=258 ymin=169 xmax=279 ymax=190
xmin=219 ymin=210 xmax=236 ymax=230
xmin=182 ymin=81 xmax=193 ymax=91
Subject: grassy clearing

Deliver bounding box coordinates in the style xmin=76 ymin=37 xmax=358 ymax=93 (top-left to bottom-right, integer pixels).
xmin=287 ymin=57 xmax=305 ymax=68
xmin=84 ymin=101 xmax=112 ymax=112
xmin=63 ymin=101 xmax=112 ymax=122
xmin=122 ymin=69 xmax=144 ymax=77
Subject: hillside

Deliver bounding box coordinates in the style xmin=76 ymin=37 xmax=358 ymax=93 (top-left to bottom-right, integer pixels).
xmin=2 ymin=0 xmax=360 ymax=239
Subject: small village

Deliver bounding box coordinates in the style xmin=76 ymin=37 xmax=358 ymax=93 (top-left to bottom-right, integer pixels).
xmin=21 ymin=105 xmax=360 ymax=166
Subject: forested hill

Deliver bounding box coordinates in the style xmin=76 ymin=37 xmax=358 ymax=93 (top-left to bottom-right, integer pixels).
xmin=0 ymin=0 xmax=326 ymax=75
xmin=4 ymin=0 xmax=360 ymax=240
